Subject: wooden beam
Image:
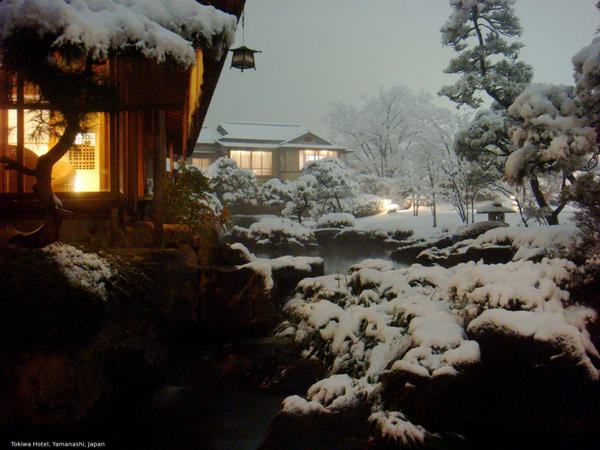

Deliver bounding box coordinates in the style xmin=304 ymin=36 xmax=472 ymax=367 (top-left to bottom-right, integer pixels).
xmin=137 ymin=111 xmax=145 ymax=198
xmin=169 ymin=142 xmax=174 ymax=178
xmin=16 ymin=74 xmax=24 ymax=195
xmin=153 ymin=109 xmax=166 ymax=248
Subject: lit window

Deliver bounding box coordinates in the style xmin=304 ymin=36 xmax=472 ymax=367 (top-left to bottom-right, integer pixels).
xmin=4 ymin=110 xmax=109 ymax=193
xmin=230 ymin=150 xmax=272 ymax=176
xmin=299 ymin=149 xmax=338 ymax=169
xmin=70 ymin=132 xmax=97 ymax=170
xmin=192 ymin=157 xmax=212 ymax=170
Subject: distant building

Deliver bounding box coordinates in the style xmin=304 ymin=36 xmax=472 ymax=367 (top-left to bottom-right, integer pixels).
xmin=190 ymin=121 xmax=351 ymax=182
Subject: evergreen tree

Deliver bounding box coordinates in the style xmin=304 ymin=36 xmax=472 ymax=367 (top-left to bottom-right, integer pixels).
xmin=440 ymin=0 xmax=533 ymax=110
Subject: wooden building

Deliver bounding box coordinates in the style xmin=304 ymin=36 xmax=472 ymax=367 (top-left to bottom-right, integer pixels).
xmin=0 ymin=0 xmax=245 ymax=246
xmin=191 ymin=121 xmax=351 ymax=183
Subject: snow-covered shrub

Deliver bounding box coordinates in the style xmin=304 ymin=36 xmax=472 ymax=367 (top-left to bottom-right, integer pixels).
xmin=260 ymin=178 xmax=291 ymax=212
xmin=371 ymin=226 xmax=414 ymax=242
xmin=369 ymin=410 xmax=428 ymax=446
xmin=42 ymin=243 xmax=113 ymax=299
xmin=471 ymin=225 xmax=577 ymax=261
xmin=447 ymin=258 xmax=576 ymax=324
xmin=303 ymin=157 xmax=358 ymax=215
xmin=164 ymin=163 xmax=229 ymax=242
xmin=206 ymin=157 xmax=259 ymax=212
xmin=566 ymin=174 xmax=600 ymax=304
xmin=248 ymin=217 xmax=313 ymax=242
xmin=343 ymin=193 xmax=385 ymax=217
xmin=277 ymin=251 xmax=600 ymax=440
xmin=281 ymin=175 xmax=317 ymax=224
xmin=316 ymin=213 xmax=355 ymax=229
xmin=468 ymin=309 xmax=599 ymax=381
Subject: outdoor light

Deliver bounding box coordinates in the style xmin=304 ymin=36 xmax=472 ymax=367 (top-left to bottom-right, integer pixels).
xmin=230 ymin=9 xmax=261 ymax=71
xmin=230 ymin=45 xmax=261 ymax=71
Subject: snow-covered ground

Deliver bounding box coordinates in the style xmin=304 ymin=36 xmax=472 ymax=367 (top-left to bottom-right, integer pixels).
xmin=355 ymin=202 xmax=576 ymax=238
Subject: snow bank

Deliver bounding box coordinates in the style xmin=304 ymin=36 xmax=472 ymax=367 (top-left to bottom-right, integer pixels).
xmin=0 ymin=0 xmax=237 ymax=66
xmin=42 ymin=243 xmax=113 ymax=299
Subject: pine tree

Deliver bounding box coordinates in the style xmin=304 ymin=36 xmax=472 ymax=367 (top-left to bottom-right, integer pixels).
xmin=439 ymin=0 xmax=533 ymax=110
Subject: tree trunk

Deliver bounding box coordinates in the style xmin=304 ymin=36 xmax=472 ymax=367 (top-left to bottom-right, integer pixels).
xmin=432 ymin=193 xmax=437 ymax=228
xmin=2 ymin=117 xmax=80 ymax=248
xmin=529 ymin=174 xmax=559 ymax=225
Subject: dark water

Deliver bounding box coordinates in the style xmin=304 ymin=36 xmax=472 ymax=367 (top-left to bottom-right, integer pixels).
xmin=319 ymin=243 xmax=408 ymax=275
xmin=138 ymin=384 xmax=286 ymax=450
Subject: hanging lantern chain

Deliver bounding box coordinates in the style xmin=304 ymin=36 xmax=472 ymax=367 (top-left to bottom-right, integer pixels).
xmin=230 ymin=6 xmax=261 ymax=72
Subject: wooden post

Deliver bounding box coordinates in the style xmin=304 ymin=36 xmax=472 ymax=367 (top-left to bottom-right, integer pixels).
xmin=16 ymin=74 xmax=24 ymax=196
xmin=169 ymin=142 xmax=174 ymax=179
xmin=0 ymin=71 xmax=8 ymax=194
xmin=153 ymin=109 xmax=166 ymax=248
xmin=109 ymin=111 xmax=120 ymax=245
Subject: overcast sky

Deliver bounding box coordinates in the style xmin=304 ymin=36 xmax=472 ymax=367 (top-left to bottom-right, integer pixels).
xmin=204 ymin=0 xmax=599 ymax=138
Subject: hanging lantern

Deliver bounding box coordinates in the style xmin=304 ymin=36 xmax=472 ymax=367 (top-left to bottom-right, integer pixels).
xmin=230 ymin=45 xmax=261 ymax=71
xmin=230 ymin=9 xmax=261 ymax=71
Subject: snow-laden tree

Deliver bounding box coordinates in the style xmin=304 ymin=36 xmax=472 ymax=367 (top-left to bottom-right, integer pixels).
xmin=302 ymin=157 xmax=358 ymax=215
xmin=206 ymin=158 xmax=259 ymax=212
xmin=326 ymin=86 xmax=420 ymax=177
xmin=412 ymin=104 xmax=491 ymax=225
xmin=356 ymin=174 xmax=404 ymax=204
xmin=453 ymin=108 xmax=532 ymax=224
xmin=506 ymin=84 xmax=598 ymax=225
xmin=440 ymin=0 xmax=533 ymax=110
xmin=282 ymin=175 xmax=317 ymax=224
xmin=573 ymin=18 xmax=600 ymax=134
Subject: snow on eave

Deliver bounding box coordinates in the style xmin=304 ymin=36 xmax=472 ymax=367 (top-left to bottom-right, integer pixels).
xmin=0 ymin=0 xmax=238 ymax=67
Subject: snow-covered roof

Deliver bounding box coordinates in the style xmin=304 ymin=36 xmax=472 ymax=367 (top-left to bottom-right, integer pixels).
xmin=0 ymin=0 xmax=237 ymax=67
xmin=476 ymin=201 xmax=515 ymax=214
xmin=197 ymin=126 xmax=225 ymax=144
xmin=197 ymin=121 xmax=349 ymax=152
xmin=217 ymin=121 xmax=309 ymax=142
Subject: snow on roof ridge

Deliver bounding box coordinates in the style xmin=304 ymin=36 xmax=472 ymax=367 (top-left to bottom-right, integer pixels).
xmin=223 ymin=121 xmax=303 ymax=127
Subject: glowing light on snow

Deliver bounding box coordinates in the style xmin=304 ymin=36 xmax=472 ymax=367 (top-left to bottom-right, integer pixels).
xmin=383 ymin=199 xmax=399 ymax=213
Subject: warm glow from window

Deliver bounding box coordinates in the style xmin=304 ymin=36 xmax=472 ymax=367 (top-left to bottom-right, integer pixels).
xmin=6 ymin=110 xmax=109 ymax=193
xmin=230 ymin=150 xmax=272 ymax=176
xmin=192 ymin=157 xmax=212 ymax=170
xmin=299 ymin=149 xmax=338 ymax=169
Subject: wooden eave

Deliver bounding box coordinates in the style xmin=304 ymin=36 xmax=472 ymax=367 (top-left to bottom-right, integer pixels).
xmin=184 ymin=0 xmax=246 ymax=156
